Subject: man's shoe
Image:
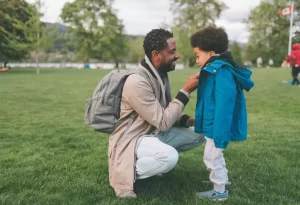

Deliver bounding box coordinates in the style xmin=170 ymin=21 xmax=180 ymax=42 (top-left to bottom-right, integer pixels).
xmin=117 ymin=190 xmax=137 ymax=198
xmin=196 ymin=189 xmax=229 ymax=201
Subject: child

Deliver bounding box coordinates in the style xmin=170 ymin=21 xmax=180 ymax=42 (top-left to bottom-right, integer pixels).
xmin=190 ymin=26 xmax=254 ymax=200
xmin=284 ymin=43 xmax=300 ymax=86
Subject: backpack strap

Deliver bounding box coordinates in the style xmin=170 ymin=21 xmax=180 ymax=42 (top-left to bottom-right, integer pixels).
xmin=115 ymin=68 xmax=151 ymax=129
xmin=127 ymin=68 xmax=151 ymax=82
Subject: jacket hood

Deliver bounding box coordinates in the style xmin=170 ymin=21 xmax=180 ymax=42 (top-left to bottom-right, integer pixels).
xmin=230 ymin=65 xmax=254 ymax=92
xmin=292 ymin=44 xmax=300 ymax=50
xmin=205 ymin=51 xmax=254 ymax=92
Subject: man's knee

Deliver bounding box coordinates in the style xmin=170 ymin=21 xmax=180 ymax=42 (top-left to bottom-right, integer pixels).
xmin=173 ymin=127 xmax=206 ymax=147
xmin=160 ymin=146 xmax=179 ymax=173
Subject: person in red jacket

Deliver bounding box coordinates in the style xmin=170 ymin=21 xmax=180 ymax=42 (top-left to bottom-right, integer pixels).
xmin=285 ymin=44 xmax=300 ymax=85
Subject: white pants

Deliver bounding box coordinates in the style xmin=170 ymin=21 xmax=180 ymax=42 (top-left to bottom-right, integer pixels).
xmin=203 ymin=137 xmax=228 ymax=192
xmin=135 ymin=127 xmax=206 ymax=180
xmin=135 ymin=136 xmax=178 ymax=179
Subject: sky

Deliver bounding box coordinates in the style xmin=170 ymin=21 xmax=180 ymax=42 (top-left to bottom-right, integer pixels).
xmin=26 ymin=0 xmax=261 ymax=43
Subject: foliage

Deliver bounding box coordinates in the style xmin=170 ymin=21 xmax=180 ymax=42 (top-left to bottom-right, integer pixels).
xmin=0 ymin=0 xmax=33 ymax=65
xmin=60 ymin=0 xmax=127 ymax=67
xmin=245 ymin=0 xmax=299 ymax=66
xmin=170 ymin=0 xmax=227 ymax=67
xmin=127 ymin=36 xmax=144 ymax=64
xmin=230 ymin=41 xmax=243 ymax=66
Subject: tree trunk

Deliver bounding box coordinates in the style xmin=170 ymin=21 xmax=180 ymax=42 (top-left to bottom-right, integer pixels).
xmin=4 ymin=61 xmax=8 ymax=67
xmin=83 ymin=58 xmax=89 ymax=69
xmin=185 ymin=58 xmax=190 ymax=69
xmin=36 ymin=11 xmax=40 ymax=76
xmin=115 ymin=60 xmax=119 ymax=72
xmin=36 ymin=50 xmax=40 ymax=75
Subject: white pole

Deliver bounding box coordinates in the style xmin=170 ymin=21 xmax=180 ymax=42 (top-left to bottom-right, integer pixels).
xmin=288 ymin=1 xmax=294 ymax=55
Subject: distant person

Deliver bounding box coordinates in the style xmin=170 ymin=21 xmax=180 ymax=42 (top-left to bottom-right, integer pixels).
xmin=85 ymin=63 xmax=90 ymax=69
xmin=284 ymin=44 xmax=300 ymax=85
xmin=268 ymin=59 xmax=274 ymax=68
xmin=256 ymin=57 xmax=263 ymax=68
xmin=190 ymin=26 xmax=254 ymax=201
xmin=0 ymin=67 xmax=9 ymax=72
xmin=244 ymin=60 xmax=253 ymax=69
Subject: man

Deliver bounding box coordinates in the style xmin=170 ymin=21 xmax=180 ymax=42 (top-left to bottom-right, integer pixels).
xmin=108 ymin=29 xmax=206 ymax=198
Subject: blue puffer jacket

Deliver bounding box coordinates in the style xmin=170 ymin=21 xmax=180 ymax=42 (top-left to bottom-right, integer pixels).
xmin=194 ymin=59 xmax=254 ymax=149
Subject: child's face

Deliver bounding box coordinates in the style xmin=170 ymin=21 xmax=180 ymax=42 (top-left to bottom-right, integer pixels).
xmin=193 ymin=47 xmax=215 ymax=69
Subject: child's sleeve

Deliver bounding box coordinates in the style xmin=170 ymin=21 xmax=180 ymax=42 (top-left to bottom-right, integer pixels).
xmin=213 ymin=68 xmax=237 ymax=149
xmin=285 ymin=51 xmax=296 ymax=63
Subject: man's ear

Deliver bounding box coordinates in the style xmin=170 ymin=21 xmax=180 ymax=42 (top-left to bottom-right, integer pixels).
xmin=152 ymin=50 xmax=161 ymax=61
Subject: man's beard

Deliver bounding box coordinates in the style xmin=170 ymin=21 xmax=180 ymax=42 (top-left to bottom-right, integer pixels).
xmin=158 ymin=59 xmax=177 ymax=73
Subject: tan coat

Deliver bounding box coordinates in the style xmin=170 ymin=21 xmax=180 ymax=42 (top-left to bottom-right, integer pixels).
xmin=108 ymin=65 xmax=185 ymax=195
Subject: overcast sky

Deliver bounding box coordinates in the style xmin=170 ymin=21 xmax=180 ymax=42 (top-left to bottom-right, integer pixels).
xmin=26 ymin=0 xmax=261 ymax=43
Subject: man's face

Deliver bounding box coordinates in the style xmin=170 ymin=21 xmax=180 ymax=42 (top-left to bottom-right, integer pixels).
xmin=157 ymin=38 xmax=180 ymax=73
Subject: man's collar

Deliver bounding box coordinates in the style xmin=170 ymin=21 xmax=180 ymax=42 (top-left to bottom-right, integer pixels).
xmin=141 ymin=59 xmax=157 ymax=79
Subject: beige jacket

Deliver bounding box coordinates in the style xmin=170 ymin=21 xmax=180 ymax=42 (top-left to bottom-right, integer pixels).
xmin=108 ymin=64 xmax=186 ymax=196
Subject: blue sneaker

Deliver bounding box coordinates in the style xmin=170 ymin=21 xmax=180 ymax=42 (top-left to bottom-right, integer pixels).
xmin=202 ymin=181 xmax=232 ymax=189
xmin=196 ymin=189 xmax=229 ymax=201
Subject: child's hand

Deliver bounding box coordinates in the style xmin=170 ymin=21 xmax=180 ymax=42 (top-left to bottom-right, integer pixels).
xmin=187 ymin=117 xmax=195 ymax=127
xmin=281 ymin=60 xmax=288 ymax=68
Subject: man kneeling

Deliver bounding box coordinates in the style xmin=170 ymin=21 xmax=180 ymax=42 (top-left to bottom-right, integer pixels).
xmin=108 ymin=29 xmax=206 ymax=198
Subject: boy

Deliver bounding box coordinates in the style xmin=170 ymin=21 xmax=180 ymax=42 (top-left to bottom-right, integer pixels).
xmin=190 ymin=26 xmax=254 ymax=200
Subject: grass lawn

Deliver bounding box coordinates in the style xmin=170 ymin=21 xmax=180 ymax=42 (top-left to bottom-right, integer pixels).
xmin=0 ymin=67 xmax=300 ymax=205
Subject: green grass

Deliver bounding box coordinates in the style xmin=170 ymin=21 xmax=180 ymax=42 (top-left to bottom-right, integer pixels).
xmin=1 ymin=67 xmax=300 ymax=205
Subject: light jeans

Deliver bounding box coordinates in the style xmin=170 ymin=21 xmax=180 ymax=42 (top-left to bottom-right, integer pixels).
xmin=203 ymin=137 xmax=228 ymax=193
xmin=135 ymin=127 xmax=206 ymax=179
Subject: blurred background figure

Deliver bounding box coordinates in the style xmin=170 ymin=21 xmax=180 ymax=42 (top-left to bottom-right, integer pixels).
xmin=244 ymin=60 xmax=253 ymax=69
xmin=268 ymin=58 xmax=274 ymax=68
xmin=284 ymin=43 xmax=300 ymax=85
xmin=256 ymin=57 xmax=263 ymax=68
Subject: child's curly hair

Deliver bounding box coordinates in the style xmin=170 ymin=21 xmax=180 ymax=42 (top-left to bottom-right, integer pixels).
xmin=190 ymin=26 xmax=228 ymax=54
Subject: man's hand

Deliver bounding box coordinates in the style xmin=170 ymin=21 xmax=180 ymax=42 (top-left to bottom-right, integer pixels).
xmin=187 ymin=117 xmax=195 ymax=127
xmin=182 ymin=72 xmax=199 ymax=94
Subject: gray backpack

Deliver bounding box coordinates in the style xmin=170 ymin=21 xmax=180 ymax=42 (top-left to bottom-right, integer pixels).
xmin=84 ymin=69 xmax=149 ymax=134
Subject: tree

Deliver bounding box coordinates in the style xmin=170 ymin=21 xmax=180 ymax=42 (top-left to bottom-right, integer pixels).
xmin=127 ymin=36 xmax=144 ymax=64
xmin=61 ymin=0 xmax=127 ymax=68
xmin=230 ymin=41 xmax=243 ymax=66
xmin=99 ymin=12 xmax=128 ymax=68
xmin=0 ymin=0 xmax=32 ymax=67
xmin=45 ymin=23 xmax=74 ymax=53
xmin=27 ymin=0 xmax=57 ymax=74
xmin=0 ymin=0 xmax=57 ymax=74
xmin=245 ymin=0 xmax=295 ymax=66
xmin=170 ymin=0 xmax=227 ymax=68
xmin=290 ymin=0 xmax=300 ymax=43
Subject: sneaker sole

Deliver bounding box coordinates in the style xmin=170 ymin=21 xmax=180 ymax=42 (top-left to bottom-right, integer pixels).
xmin=196 ymin=193 xmax=229 ymax=201
xmin=212 ymin=198 xmax=228 ymax=201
